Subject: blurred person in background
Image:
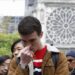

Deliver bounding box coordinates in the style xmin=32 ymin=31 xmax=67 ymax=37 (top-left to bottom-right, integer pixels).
xmin=66 ymin=50 xmax=75 ymax=75
xmin=8 ymin=39 xmax=25 ymax=75
xmin=11 ymin=39 xmax=25 ymax=58
xmin=0 ymin=55 xmax=11 ymax=75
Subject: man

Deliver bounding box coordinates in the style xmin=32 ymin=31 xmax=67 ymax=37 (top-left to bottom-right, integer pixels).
xmin=66 ymin=50 xmax=75 ymax=75
xmin=0 ymin=55 xmax=11 ymax=75
xmin=8 ymin=16 xmax=69 ymax=75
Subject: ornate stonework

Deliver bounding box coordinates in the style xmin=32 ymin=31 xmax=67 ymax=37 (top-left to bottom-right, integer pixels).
xmin=46 ymin=7 xmax=75 ymax=47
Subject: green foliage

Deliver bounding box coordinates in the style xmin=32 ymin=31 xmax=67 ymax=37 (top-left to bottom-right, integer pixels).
xmin=0 ymin=33 xmax=20 ymax=56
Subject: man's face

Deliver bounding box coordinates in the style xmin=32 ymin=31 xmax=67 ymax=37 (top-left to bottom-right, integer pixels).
xmin=0 ymin=59 xmax=10 ymax=75
xmin=67 ymin=56 xmax=75 ymax=71
xmin=20 ymin=31 xmax=43 ymax=53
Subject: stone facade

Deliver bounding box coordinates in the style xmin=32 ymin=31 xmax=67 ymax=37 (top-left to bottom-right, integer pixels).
xmin=25 ymin=0 xmax=75 ymax=52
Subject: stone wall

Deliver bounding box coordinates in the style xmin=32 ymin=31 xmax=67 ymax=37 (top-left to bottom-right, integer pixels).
xmin=34 ymin=0 xmax=75 ymax=53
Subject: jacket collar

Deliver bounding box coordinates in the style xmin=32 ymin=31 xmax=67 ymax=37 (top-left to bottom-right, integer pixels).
xmin=43 ymin=43 xmax=60 ymax=53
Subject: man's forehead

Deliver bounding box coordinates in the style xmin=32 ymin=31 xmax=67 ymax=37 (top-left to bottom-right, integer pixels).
xmin=21 ymin=32 xmax=38 ymax=40
xmin=21 ymin=31 xmax=37 ymax=36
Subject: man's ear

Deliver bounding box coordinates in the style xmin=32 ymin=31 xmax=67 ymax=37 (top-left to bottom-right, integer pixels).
xmin=40 ymin=32 xmax=43 ymax=38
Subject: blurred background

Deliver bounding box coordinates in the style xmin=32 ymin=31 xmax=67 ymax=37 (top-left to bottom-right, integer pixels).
xmin=0 ymin=0 xmax=75 ymax=56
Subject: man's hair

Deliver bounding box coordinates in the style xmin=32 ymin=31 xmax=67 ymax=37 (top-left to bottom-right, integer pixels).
xmin=66 ymin=50 xmax=75 ymax=58
xmin=18 ymin=16 xmax=42 ymax=36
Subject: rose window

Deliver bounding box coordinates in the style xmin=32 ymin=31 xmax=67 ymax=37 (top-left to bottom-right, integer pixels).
xmin=46 ymin=7 xmax=75 ymax=47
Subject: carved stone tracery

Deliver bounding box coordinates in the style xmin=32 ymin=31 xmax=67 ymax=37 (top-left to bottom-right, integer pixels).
xmin=46 ymin=7 xmax=75 ymax=47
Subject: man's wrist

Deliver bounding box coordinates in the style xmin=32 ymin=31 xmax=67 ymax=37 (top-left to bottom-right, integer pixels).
xmin=19 ymin=63 xmax=28 ymax=69
xmin=17 ymin=57 xmax=28 ymax=69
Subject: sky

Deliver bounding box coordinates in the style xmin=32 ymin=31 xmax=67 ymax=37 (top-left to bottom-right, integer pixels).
xmin=0 ymin=0 xmax=25 ymax=16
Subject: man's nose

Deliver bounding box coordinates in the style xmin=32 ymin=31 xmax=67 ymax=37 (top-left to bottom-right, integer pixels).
xmin=25 ymin=44 xmax=33 ymax=51
xmin=26 ymin=42 xmax=32 ymax=47
xmin=26 ymin=42 xmax=31 ymax=45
